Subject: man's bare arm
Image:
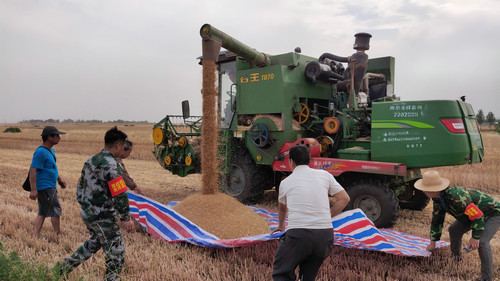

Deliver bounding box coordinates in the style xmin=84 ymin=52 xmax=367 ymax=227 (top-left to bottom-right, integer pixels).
xmin=330 ymin=190 xmax=350 ymax=217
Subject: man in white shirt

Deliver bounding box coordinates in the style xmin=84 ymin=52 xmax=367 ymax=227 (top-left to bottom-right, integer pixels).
xmin=271 ymin=145 xmax=350 ymax=281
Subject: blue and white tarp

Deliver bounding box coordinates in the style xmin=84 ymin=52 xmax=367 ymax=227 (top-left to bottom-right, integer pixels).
xmin=128 ymin=192 xmax=448 ymax=256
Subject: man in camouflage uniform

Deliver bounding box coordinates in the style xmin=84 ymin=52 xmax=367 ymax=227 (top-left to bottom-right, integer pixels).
xmin=415 ymin=170 xmax=500 ymax=281
xmin=60 ymin=127 xmax=135 ymax=281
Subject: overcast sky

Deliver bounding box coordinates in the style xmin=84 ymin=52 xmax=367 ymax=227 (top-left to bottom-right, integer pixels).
xmin=1 ymin=0 xmax=499 ymax=123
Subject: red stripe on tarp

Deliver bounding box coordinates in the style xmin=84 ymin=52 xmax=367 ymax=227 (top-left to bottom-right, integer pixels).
xmin=132 ymin=201 xmax=195 ymax=238
xmin=336 ymin=219 xmax=374 ymax=233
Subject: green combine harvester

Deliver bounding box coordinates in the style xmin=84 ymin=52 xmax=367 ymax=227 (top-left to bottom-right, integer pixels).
xmin=152 ymin=24 xmax=483 ymax=227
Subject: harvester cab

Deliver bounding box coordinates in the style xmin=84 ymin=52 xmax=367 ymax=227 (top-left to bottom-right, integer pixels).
xmin=152 ymin=24 xmax=484 ymax=228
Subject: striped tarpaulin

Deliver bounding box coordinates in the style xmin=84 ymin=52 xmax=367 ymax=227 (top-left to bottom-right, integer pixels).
xmin=127 ymin=192 xmax=448 ymax=256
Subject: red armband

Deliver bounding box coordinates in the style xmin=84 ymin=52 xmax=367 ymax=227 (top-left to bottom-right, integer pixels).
xmin=464 ymin=203 xmax=483 ymax=220
xmin=108 ymin=176 xmax=128 ymax=197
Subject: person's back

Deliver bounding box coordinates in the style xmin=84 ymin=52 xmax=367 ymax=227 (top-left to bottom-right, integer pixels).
xmin=280 ymin=166 xmax=335 ymax=229
xmin=77 ymin=150 xmax=128 ymax=222
xmin=272 ymin=145 xmax=350 ymax=281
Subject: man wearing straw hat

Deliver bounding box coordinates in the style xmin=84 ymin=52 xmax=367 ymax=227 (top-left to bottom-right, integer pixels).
xmin=414 ymin=170 xmax=500 ymax=281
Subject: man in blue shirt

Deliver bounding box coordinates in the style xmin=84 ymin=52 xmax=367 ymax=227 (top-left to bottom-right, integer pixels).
xmin=29 ymin=126 xmax=67 ymax=236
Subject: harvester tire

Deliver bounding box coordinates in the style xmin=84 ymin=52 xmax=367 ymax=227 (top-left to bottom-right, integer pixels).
xmin=344 ymin=180 xmax=399 ymax=228
xmin=397 ymin=181 xmax=429 ymax=211
xmin=224 ymin=148 xmax=266 ymax=203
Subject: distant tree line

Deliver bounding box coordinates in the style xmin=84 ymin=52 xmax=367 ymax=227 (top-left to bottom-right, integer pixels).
xmin=18 ymin=119 xmax=151 ymax=124
xmin=475 ymin=110 xmax=497 ymax=128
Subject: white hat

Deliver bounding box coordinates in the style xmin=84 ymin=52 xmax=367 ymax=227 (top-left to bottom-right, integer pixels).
xmin=414 ymin=170 xmax=450 ymax=192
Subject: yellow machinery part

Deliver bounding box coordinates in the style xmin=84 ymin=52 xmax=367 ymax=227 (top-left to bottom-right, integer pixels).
xmin=179 ymin=136 xmax=188 ymax=148
xmin=164 ymin=156 xmax=171 ymax=166
xmin=185 ymin=156 xmax=192 ymax=166
xmin=316 ymin=136 xmax=334 ymax=157
xmin=324 ymin=117 xmax=340 ymax=134
xmin=153 ymin=127 xmax=165 ymax=145
xmin=293 ymin=102 xmax=310 ymax=124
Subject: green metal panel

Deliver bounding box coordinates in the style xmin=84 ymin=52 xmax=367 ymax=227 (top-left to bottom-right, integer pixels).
xmin=366 ymin=56 xmax=395 ymax=87
xmin=236 ymin=53 xmax=331 ymax=115
xmin=457 ymin=101 xmax=484 ymax=163
xmin=371 ymin=100 xmax=482 ymax=167
xmin=243 ymin=116 xmax=305 ymax=165
xmin=337 ymin=148 xmax=370 ymax=160
xmin=237 ymin=65 xmax=287 ymax=114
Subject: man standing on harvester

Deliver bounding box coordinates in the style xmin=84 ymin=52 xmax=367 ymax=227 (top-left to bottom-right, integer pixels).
xmin=271 ymin=145 xmax=350 ymax=281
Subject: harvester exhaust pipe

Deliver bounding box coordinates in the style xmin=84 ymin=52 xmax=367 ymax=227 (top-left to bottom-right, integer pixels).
xmin=200 ymin=24 xmax=271 ymax=67
xmin=307 ymin=32 xmax=372 ymax=106
xmin=350 ymin=32 xmax=372 ymax=107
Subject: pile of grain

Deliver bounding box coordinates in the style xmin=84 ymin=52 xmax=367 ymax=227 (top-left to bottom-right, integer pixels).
xmin=172 ymin=193 xmax=270 ymax=239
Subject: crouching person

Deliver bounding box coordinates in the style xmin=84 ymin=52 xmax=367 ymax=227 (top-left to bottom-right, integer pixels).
xmin=60 ymin=127 xmax=135 ymax=280
xmin=415 ymin=170 xmax=500 ymax=281
xmin=271 ymin=145 xmax=350 ymax=281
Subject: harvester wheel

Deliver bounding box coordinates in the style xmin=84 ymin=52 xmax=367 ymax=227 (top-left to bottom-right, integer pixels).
xmin=397 ymin=180 xmax=430 ymax=211
xmin=345 ymin=180 xmax=399 ymax=228
xmin=293 ymin=103 xmax=309 ymax=124
xmin=224 ymin=148 xmax=266 ymax=203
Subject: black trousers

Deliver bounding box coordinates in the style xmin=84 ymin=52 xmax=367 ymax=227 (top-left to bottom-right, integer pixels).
xmin=272 ymin=228 xmax=334 ymax=281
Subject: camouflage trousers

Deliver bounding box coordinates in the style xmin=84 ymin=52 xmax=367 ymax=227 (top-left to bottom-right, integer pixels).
xmin=61 ymin=218 xmax=125 ymax=281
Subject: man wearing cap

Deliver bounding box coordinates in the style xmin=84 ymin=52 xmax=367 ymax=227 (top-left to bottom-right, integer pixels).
xmin=29 ymin=126 xmax=67 ymax=236
xmin=415 ymin=170 xmax=500 ymax=281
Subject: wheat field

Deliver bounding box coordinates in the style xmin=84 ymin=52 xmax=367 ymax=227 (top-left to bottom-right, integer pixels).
xmin=0 ymin=124 xmax=498 ymax=281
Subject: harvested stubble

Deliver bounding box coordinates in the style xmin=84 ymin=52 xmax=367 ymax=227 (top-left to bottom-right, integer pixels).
xmin=172 ymin=193 xmax=270 ymax=239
